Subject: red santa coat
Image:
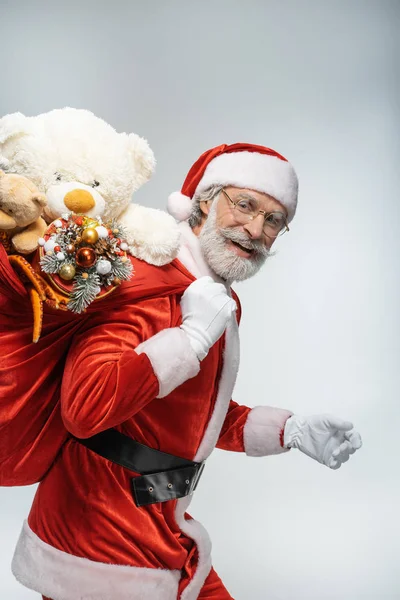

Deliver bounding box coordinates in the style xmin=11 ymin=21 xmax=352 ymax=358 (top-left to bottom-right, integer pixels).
xmin=11 ymin=222 xmax=292 ymax=600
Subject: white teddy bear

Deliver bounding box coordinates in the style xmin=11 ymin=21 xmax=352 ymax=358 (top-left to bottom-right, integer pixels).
xmin=0 ymin=108 xmax=180 ymax=265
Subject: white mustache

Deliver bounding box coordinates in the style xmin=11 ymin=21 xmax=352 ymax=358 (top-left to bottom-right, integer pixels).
xmin=219 ymin=227 xmax=270 ymax=256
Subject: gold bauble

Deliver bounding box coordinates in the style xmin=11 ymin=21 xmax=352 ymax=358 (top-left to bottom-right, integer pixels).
xmin=59 ymin=263 xmax=76 ymax=281
xmin=81 ymin=227 xmax=99 ymax=244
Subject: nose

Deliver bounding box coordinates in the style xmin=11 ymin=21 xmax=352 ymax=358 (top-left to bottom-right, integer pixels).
xmin=243 ymin=215 xmax=265 ymax=240
xmin=64 ymin=189 xmax=96 ymax=213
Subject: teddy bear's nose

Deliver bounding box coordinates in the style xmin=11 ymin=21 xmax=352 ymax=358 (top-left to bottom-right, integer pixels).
xmin=64 ymin=189 xmax=96 ymax=213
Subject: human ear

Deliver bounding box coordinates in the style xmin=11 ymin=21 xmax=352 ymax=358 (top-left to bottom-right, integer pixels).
xmin=199 ymin=200 xmax=211 ymax=217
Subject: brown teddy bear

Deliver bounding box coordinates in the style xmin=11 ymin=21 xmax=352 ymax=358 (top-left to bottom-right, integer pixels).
xmin=0 ymin=170 xmax=47 ymax=254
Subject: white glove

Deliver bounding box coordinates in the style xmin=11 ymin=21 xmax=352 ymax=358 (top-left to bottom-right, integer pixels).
xmin=180 ymin=276 xmax=237 ymax=360
xmin=283 ymin=414 xmax=362 ymax=469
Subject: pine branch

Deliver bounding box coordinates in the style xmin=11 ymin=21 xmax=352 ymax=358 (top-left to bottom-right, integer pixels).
xmin=109 ymin=219 xmax=128 ymax=241
xmin=40 ymin=252 xmax=62 ymax=274
xmin=67 ymin=271 xmax=101 ymax=314
xmin=102 ymin=257 xmax=133 ymax=287
xmin=111 ymin=257 xmax=133 ymax=280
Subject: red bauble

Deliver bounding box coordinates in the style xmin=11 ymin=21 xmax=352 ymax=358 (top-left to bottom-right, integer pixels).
xmin=54 ymin=245 xmax=61 ymax=253
xmin=75 ymin=247 xmax=96 ymax=268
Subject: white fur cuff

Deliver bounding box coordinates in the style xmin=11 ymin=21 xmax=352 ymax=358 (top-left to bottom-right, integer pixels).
xmin=135 ymin=328 xmax=200 ymax=398
xmin=12 ymin=521 xmax=180 ymax=600
xmin=243 ymin=405 xmax=293 ymax=457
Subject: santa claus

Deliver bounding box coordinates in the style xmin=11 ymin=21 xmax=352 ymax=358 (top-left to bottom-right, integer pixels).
xmin=12 ymin=143 xmax=362 ymax=600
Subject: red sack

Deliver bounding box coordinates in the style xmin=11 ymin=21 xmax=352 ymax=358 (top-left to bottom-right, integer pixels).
xmin=0 ymin=243 xmax=192 ymax=486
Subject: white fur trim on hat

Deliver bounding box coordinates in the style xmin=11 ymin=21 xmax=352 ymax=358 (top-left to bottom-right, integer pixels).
xmin=195 ymin=151 xmax=298 ymax=222
xmin=167 ymin=191 xmax=193 ymax=222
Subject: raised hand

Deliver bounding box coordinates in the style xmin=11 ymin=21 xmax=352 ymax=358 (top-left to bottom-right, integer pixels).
xmin=180 ymin=276 xmax=237 ymax=360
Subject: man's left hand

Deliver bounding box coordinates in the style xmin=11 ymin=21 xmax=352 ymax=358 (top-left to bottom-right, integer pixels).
xmin=283 ymin=414 xmax=362 ymax=469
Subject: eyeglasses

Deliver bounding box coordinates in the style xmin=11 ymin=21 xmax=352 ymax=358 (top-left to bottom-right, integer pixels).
xmin=220 ymin=189 xmax=289 ymax=238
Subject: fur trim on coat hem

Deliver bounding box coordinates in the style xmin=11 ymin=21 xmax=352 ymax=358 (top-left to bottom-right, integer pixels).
xmin=12 ymin=520 xmax=180 ymax=600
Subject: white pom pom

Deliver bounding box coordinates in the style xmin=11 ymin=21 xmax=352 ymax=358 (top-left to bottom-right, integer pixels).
xmin=56 ymin=252 xmax=65 ymax=261
xmin=38 ymin=237 xmax=46 ymax=246
xmin=95 ymin=225 xmax=108 ymax=239
xmin=167 ymin=191 xmax=193 ymax=222
xmin=44 ymin=238 xmax=57 ymax=252
xmin=120 ymin=242 xmax=129 ymax=251
xmin=96 ymin=259 xmax=112 ymax=275
xmin=54 ymin=219 xmax=63 ymax=228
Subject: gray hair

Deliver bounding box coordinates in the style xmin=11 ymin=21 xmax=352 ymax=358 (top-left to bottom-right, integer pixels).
xmin=188 ymin=184 xmax=224 ymax=228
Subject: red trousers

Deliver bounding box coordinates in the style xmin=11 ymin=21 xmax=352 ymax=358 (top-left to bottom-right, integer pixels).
xmin=42 ymin=566 xmax=234 ymax=600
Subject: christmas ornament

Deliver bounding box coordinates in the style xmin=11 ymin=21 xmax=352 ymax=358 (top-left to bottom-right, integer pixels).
xmin=44 ymin=238 xmax=57 ymax=253
xmin=82 ymin=227 xmax=99 ymax=244
xmin=59 ymin=263 xmax=76 ymax=280
xmin=39 ymin=213 xmax=134 ymax=313
xmin=95 ymin=225 xmax=108 ymax=239
xmin=96 ymin=259 xmax=112 ymax=275
xmin=76 ymin=247 xmax=96 ymax=268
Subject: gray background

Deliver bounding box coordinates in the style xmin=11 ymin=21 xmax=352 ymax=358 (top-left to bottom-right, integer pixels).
xmin=1 ymin=1 xmax=399 ymax=598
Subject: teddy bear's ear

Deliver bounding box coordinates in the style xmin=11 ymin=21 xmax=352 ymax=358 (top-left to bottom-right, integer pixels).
xmin=32 ymin=193 xmax=47 ymax=208
xmin=127 ymin=133 xmax=156 ymax=191
xmin=0 ymin=112 xmax=30 ymax=169
xmin=0 ymin=112 xmax=30 ymax=145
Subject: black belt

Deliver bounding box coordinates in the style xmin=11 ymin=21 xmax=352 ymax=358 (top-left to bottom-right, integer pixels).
xmin=75 ymin=429 xmax=205 ymax=507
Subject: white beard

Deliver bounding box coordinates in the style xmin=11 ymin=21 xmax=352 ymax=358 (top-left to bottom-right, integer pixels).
xmin=199 ymin=200 xmax=271 ymax=283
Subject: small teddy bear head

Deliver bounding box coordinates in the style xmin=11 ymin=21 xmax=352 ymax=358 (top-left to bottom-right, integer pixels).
xmin=0 ymin=108 xmax=155 ymax=223
xmin=0 ymin=170 xmax=47 ymax=230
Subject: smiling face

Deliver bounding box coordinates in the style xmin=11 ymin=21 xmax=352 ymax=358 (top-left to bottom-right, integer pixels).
xmin=193 ymin=186 xmax=287 ymax=282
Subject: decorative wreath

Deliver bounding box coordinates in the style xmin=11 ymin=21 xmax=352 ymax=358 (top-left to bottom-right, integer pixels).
xmin=39 ymin=213 xmax=133 ymax=313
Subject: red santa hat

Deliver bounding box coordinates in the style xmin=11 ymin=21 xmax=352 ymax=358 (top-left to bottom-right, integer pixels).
xmin=168 ymin=142 xmax=299 ymax=223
